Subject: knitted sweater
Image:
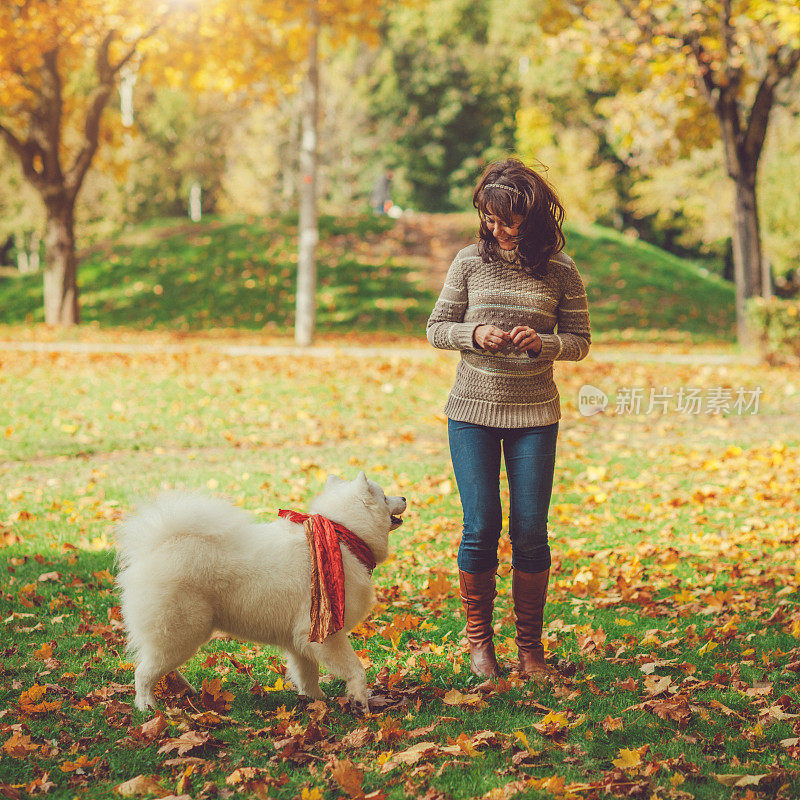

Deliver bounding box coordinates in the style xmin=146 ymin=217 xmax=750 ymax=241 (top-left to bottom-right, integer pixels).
xmin=426 ymin=243 xmax=591 ymax=428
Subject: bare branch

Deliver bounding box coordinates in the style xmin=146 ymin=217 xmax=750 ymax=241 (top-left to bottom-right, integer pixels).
xmin=776 ymin=45 xmax=800 ymax=82
xmin=63 ymin=30 xmax=118 ymax=198
xmin=95 ymin=30 xmax=115 ymax=83
xmin=110 ymin=23 xmax=161 ymax=75
xmin=38 ymin=48 xmax=64 ymax=182
xmin=65 ymin=83 xmax=113 ymax=200
xmin=742 ymin=46 xmax=800 ymax=165
xmin=0 ymin=123 xmax=45 ymax=189
xmin=742 ymin=74 xmax=775 ymax=166
xmin=0 ymin=122 xmax=25 ymax=160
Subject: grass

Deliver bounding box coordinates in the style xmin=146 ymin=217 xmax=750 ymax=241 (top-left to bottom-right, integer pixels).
xmin=1 ymin=345 xmax=799 ymax=799
xmin=0 ymin=213 xmax=736 ymax=341
xmin=565 ymin=223 xmax=735 ymax=340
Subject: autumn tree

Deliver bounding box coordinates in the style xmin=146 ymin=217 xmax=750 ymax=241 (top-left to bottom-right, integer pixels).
xmin=368 ymin=0 xmax=519 ymax=211
xmin=545 ymin=0 xmax=800 ymax=343
xmin=0 ymin=2 xmax=170 ymax=325
xmin=1 ymin=0 xmax=381 ymax=337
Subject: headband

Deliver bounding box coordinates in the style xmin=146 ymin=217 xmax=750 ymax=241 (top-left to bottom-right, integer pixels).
xmin=484 ymin=182 xmax=521 ymax=195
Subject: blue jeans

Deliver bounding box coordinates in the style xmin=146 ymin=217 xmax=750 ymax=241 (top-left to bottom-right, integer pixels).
xmin=448 ymin=419 xmax=559 ymax=574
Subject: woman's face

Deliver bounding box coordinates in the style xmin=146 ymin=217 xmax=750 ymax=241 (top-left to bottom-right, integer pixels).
xmin=484 ymin=209 xmax=524 ymax=250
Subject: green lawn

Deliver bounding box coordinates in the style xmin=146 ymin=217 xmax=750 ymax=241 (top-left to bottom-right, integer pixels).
xmin=0 ymin=214 xmax=735 ymax=341
xmin=1 ymin=345 xmax=798 ymax=799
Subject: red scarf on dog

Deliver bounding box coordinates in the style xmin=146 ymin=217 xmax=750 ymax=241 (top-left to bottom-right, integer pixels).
xmin=278 ymin=510 xmax=376 ymax=643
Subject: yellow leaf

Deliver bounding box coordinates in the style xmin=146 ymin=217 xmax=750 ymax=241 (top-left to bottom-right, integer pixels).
xmin=514 ymin=730 xmax=535 ymax=754
xmin=612 ymin=747 xmax=642 ymax=770
xmin=539 ymin=711 xmax=570 ymax=727
xmin=698 ymin=641 xmax=719 ymax=656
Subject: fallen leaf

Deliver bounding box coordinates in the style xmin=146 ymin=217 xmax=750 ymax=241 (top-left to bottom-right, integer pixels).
xmin=602 ymin=715 xmax=623 ymax=732
xmin=138 ymin=713 xmax=168 ymax=741
xmin=157 ymin=730 xmax=212 ymax=756
xmin=612 ymin=747 xmax=643 ymax=770
xmin=644 ymin=675 xmax=672 ymax=697
xmin=379 ymin=741 xmax=439 ymax=773
xmin=60 ymin=755 xmax=101 ymax=773
xmin=2 ymin=731 xmax=39 ymax=758
xmin=712 ymin=773 xmax=771 ymax=788
xmin=330 ymin=758 xmax=364 ymax=799
xmin=115 ymin=775 xmax=163 ymax=796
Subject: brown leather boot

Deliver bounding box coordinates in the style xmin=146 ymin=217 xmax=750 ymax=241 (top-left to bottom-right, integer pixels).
xmin=458 ymin=569 xmax=501 ymax=678
xmin=513 ymin=568 xmax=558 ymax=678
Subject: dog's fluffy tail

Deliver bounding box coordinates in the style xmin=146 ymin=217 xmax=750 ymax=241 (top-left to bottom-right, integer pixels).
xmin=114 ymin=492 xmax=254 ymax=570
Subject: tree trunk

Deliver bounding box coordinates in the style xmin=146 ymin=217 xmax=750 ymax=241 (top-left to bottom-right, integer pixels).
xmin=295 ymin=2 xmax=319 ymax=347
xmin=43 ymin=202 xmax=79 ymax=326
xmin=730 ymin=170 xmax=761 ymax=346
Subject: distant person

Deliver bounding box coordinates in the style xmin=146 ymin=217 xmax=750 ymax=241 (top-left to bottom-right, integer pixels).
xmin=426 ymin=158 xmax=591 ymax=680
xmin=371 ymin=170 xmax=394 ymax=215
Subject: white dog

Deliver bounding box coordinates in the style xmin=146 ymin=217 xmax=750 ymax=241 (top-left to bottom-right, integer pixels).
xmin=115 ymin=472 xmax=406 ymax=712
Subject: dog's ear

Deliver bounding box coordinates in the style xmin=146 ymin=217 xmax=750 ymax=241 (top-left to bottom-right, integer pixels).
xmin=355 ymin=471 xmax=370 ymax=492
xmin=325 ymin=474 xmax=344 ymax=489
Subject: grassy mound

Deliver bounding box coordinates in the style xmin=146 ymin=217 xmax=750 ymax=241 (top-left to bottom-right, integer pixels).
xmin=0 ymin=214 xmax=736 ymax=340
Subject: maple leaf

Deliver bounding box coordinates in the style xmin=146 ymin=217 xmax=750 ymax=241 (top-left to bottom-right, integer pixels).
xmin=442 ymin=733 xmax=478 ymax=757
xmin=138 ymin=713 xmax=168 ymax=741
xmin=712 ymin=773 xmax=772 ymax=788
xmin=19 ymin=684 xmax=46 ymax=705
xmin=225 ymin=767 xmax=260 ymax=786
xmin=154 ymin=671 xmax=194 ymax=701
xmin=114 ymin=775 xmax=163 ymax=796
xmin=200 ymin=677 xmax=234 ymax=712
xmin=643 ymin=675 xmax=672 ymax=697
xmin=254 ymin=676 xmax=285 ymax=694
xmin=60 ymin=755 xmax=101 ymax=773
xmin=19 ymin=684 xmax=62 ymax=715
xmin=423 ymin=571 xmax=451 ymax=600
xmin=479 ymin=780 xmax=527 ymax=800
xmin=2 ymin=731 xmax=39 ymax=758
xmin=601 ymin=715 xmax=624 ymax=732
xmin=528 ymin=776 xmax=566 ymax=794
xmin=612 ymin=748 xmax=643 ymax=770
xmin=32 ymin=642 xmax=54 ymax=659
xmin=157 ymin=730 xmax=213 ymax=756
xmin=25 ymin=773 xmax=56 ymax=795
xmin=442 ymin=688 xmax=486 ymax=709
xmin=379 ymin=741 xmax=440 ymax=773
xmin=376 ymin=715 xmax=404 ymax=745
xmin=342 ymin=727 xmax=374 ymax=748
xmin=532 ymin=710 xmax=571 ymax=736
xmin=330 ymin=758 xmax=365 ymax=799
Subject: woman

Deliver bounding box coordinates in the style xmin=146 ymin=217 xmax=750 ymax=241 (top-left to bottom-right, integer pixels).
xmin=426 ymin=158 xmax=590 ymax=679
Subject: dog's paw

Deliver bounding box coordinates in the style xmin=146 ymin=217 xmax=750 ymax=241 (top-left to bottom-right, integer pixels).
xmin=134 ymin=694 xmax=156 ymax=712
xmin=349 ymin=696 xmax=370 ymax=715
xmin=348 ymin=688 xmax=372 ymax=715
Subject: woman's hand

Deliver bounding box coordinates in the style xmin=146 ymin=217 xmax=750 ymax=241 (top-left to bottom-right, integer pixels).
xmin=509 ymin=325 xmax=542 ymax=355
xmin=473 ymin=325 xmax=511 ymax=352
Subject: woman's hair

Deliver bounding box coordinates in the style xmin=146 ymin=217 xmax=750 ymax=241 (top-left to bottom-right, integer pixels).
xmin=473 ymin=157 xmax=565 ymax=277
